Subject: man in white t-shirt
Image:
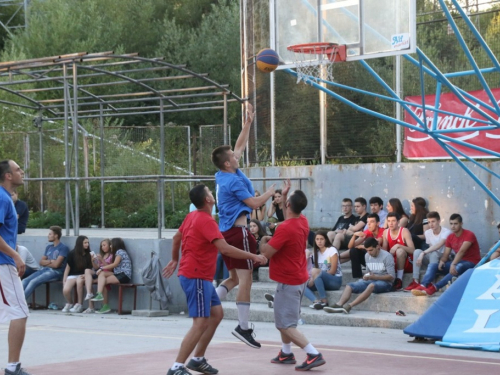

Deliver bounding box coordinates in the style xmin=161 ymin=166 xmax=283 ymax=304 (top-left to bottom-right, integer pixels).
xmin=16 ymin=245 xmax=39 ymax=279
xmin=405 ymin=211 xmax=451 ymax=292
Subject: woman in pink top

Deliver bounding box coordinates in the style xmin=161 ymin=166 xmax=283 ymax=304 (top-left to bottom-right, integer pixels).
xmin=83 ymin=239 xmax=113 ymax=313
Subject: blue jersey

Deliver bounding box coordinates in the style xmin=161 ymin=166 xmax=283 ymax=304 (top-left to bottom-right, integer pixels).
xmin=0 ymin=186 xmax=18 ymax=266
xmin=215 ymin=169 xmax=254 ymax=232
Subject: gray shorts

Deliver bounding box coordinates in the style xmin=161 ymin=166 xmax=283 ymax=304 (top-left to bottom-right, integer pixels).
xmin=273 ymin=282 xmax=306 ymax=329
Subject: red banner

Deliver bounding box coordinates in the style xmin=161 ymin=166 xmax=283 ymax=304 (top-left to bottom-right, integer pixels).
xmin=403 ymin=89 xmax=500 ymax=159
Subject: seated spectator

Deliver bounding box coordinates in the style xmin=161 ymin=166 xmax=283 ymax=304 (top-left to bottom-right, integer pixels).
xmin=382 ymin=212 xmax=415 ymax=291
xmin=250 ymin=190 xmax=267 ymax=223
xmin=62 ymin=236 xmax=93 ymax=313
xmin=383 ymin=198 xmax=409 ymax=229
xmin=11 ymin=191 xmax=28 ymax=234
xmin=84 ymin=238 xmax=113 ymax=313
xmin=404 ymin=211 xmax=451 ymax=292
xmin=407 ymin=197 xmax=430 ymax=250
xmin=330 ymin=197 xmax=368 ymax=250
xmin=267 ymin=189 xmax=284 ymax=232
xmin=91 ymin=237 xmax=132 ymax=313
xmin=304 ymin=231 xmax=342 ymax=309
xmin=323 ymin=237 xmax=395 ymax=314
xmin=22 ymin=226 xmax=70 ymax=299
xmin=15 ymin=244 xmax=39 ymax=279
xmin=412 ymin=213 xmax=481 ymax=296
xmin=343 ymin=213 xmax=385 ymax=278
xmin=249 ymin=219 xmax=269 ymax=280
xmin=367 ymin=197 xmax=387 ymax=229
xmin=488 ymin=223 xmax=500 ymax=261
xmin=326 ymin=198 xmax=357 ymax=247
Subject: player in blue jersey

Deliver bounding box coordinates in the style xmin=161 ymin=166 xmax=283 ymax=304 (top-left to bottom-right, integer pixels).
xmin=211 ymin=103 xmax=275 ymax=348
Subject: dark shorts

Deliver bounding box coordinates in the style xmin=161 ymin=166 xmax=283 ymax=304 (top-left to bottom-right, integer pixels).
xmin=115 ymin=272 xmax=131 ymax=284
xmin=179 ymin=275 xmax=221 ymax=318
xmin=394 ymin=253 xmax=413 ymax=273
xmin=221 ymin=226 xmax=257 ymax=271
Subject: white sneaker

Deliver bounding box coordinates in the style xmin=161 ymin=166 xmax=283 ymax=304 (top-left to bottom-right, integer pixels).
xmin=84 ymin=293 xmax=94 ymax=301
xmin=62 ymin=303 xmax=73 ymax=312
xmin=83 ymin=307 xmax=95 ymax=314
xmin=69 ymin=304 xmax=83 ymax=313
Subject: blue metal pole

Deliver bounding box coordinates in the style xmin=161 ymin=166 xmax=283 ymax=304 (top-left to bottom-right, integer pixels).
xmin=445 ymin=143 xmax=500 ymax=181
xmin=418 ymin=53 xmax=429 ymax=132
xmin=432 ymin=82 xmax=442 ymax=132
xmin=436 ymin=133 xmax=500 ymax=158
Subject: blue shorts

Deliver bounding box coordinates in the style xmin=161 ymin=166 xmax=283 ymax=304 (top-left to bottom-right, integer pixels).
xmin=348 ymin=280 xmax=392 ymax=294
xmin=179 ymin=275 xmax=221 ymax=318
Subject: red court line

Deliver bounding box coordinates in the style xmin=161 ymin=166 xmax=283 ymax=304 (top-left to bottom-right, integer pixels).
xmin=28 ymin=341 xmax=500 ymax=375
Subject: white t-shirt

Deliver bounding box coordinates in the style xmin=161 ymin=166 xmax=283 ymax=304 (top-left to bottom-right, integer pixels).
xmin=17 ymin=245 xmax=40 ymax=270
xmin=314 ymin=247 xmax=342 ymax=277
xmin=424 ymin=226 xmax=452 ymax=255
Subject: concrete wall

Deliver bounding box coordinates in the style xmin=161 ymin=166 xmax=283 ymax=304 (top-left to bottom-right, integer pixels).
xmin=17 ymin=235 xmax=188 ymax=313
xmin=244 ymin=160 xmax=500 ymax=253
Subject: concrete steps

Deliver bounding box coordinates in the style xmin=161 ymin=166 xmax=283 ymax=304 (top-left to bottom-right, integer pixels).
xmin=221 ymin=263 xmax=441 ymax=330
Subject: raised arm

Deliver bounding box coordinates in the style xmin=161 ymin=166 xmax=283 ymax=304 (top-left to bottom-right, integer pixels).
xmin=233 ymin=103 xmax=254 ymax=162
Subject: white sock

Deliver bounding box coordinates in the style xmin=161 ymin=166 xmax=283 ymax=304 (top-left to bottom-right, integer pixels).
xmin=6 ymin=363 xmax=19 ymax=372
xmin=216 ymin=285 xmax=228 ymax=300
xmin=303 ymin=343 xmax=319 ymax=355
xmin=192 ymin=356 xmax=204 ymax=362
xmin=236 ymin=302 xmax=250 ymax=330
xmin=171 ymin=362 xmax=184 ymax=370
xmin=397 ymin=270 xmax=404 ymax=279
xmin=282 ymin=343 xmax=292 ymax=354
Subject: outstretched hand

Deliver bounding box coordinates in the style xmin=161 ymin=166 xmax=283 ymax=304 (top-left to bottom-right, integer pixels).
xmin=282 ymin=178 xmax=291 ymax=196
xmin=266 ymin=183 xmax=276 ymax=197
xmin=162 ymin=260 xmax=178 ymax=279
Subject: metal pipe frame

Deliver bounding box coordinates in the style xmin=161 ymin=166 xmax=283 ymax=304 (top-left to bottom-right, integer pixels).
xmin=282 ymin=1 xmax=500 ymax=212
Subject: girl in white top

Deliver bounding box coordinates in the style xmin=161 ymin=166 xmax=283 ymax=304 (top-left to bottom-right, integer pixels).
xmin=304 ymin=231 xmax=342 ymax=310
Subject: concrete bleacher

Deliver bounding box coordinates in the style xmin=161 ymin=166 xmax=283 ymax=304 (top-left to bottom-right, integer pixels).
xmin=223 ymin=263 xmax=440 ymax=329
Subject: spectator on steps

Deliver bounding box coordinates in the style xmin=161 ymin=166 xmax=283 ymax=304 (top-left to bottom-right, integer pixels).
xmin=62 ymin=235 xmax=93 ymax=313
xmin=304 ymin=231 xmax=342 ymax=310
xmin=249 ymin=219 xmax=269 ymax=281
xmin=267 ymin=189 xmax=284 ymax=233
xmin=251 ymin=190 xmax=267 ymax=223
xmin=326 ymin=198 xmax=357 ymax=250
xmin=383 ymin=198 xmax=409 ymax=229
xmin=22 ymin=226 xmax=70 ymax=299
xmin=15 ymin=244 xmax=39 ymax=279
xmin=487 ymin=223 xmax=500 ymax=261
xmin=330 ymin=197 xmax=368 ymax=251
xmin=324 ymin=237 xmax=395 ymax=314
xmin=407 ymin=197 xmax=430 ymax=250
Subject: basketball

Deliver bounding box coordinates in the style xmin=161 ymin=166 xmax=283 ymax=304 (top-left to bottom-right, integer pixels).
xmin=256 ymin=48 xmax=280 ymax=73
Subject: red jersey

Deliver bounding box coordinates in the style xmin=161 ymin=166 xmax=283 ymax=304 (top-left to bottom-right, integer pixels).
xmin=178 ymin=210 xmax=224 ymax=281
xmin=445 ymin=229 xmax=481 ymax=264
xmin=268 ymin=215 xmax=310 ymax=285
xmin=364 ymin=227 xmax=385 ymax=239
xmin=386 ymin=227 xmax=406 ymax=249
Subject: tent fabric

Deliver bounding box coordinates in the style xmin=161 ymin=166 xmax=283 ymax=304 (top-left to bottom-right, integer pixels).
xmin=404 ymin=259 xmax=500 ymax=352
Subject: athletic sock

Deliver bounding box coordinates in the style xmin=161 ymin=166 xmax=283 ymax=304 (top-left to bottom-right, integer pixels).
xmin=236 ymin=301 xmax=250 ymax=330
xmin=216 ymin=285 xmax=229 ymax=300
xmin=282 ymin=343 xmax=292 ymax=354
xmin=6 ymin=363 xmax=19 ymax=372
xmin=171 ymin=362 xmax=184 ymax=370
xmin=192 ymin=356 xmax=204 ymax=362
xmin=303 ymin=343 xmax=319 ymax=355
xmin=396 ymin=269 xmax=404 ymax=279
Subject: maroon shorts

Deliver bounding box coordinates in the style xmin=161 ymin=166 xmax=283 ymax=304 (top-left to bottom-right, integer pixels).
xmin=394 ymin=253 xmax=413 ymax=274
xmin=221 ymin=226 xmax=257 ymax=271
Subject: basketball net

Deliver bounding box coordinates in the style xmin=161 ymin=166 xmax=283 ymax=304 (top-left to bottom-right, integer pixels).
xmin=287 ymin=43 xmax=344 ymax=84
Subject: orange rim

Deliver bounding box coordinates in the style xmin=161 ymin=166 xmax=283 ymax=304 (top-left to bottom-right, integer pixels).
xmin=287 ymin=42 xmax=339 ymax=55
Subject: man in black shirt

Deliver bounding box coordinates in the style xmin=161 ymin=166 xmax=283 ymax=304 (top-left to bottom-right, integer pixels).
xmin=329 ymin=197 xmax=369 ymax=251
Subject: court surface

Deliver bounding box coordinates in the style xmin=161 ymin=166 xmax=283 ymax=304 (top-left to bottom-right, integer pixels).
xmin=1 ymin=310 xmax=499 ymax=374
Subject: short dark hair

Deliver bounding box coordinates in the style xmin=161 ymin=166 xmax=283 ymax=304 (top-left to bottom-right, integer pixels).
xmin=427 ymin=211 xmax=440 ymax=221
xmin=0 ymin=160 xmax=12 ymax=182
xmin=364 ymin=237 xmax=379 ymax=249
xmin=288 ymin=190 xmax=308 ymax=214
xmin=49 ymin=225 xmax=62 ymax=240
xmin=387 ymin=212 xmax=400 ymax=221
xmin=211 ymin=145 xmax=231 ymax=170
xmin=342 ymin=198 xmax=352 ymax=204
xmin=450 ymin=213 xmax=463 ymax=223
xmin=354 ymin=197 xmax=367 ymax=206
xmin=189 ymin=184 xmax=208 ymax=209
xmin=497 ymin=223 xmax=500 ymax=229
xmin=369 ymin=196 xmax=383 ymax=206
xmin=367 ymin=213 xmax=380 ymax=223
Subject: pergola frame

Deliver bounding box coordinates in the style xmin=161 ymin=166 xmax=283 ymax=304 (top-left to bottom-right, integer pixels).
xmin=0 ymin=51 xmax=244 ymax=237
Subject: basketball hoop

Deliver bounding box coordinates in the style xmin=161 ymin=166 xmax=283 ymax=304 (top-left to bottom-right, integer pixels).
xmin=287 ymin=43 xmax=346 ymax=84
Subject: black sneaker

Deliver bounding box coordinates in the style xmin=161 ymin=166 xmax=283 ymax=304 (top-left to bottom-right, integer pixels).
xmin=186 ymin=358 xmax=218 ymax=374
xmin=313 ymin=301 xmax=328 ymax=310
xmin=392 ymin=278 xmax=403 ymax=291
xmin=271 ymin=350 xmax=297 ymax=364
xmin=232 ymin=324 xmax=261 ymax=348
xmin=166 ymin=366 xmax=192 ymax=375
xmin=5 ymin=364 xmax=32 ymax=375
xmin=264 ymin=293 xmax=274 ymax=309
xmin=295 ymin=353 xmax=326 ymax=371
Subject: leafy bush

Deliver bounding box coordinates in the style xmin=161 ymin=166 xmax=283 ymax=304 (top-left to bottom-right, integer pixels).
xmin=28 ymin=211 xmax=66 ymax=228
